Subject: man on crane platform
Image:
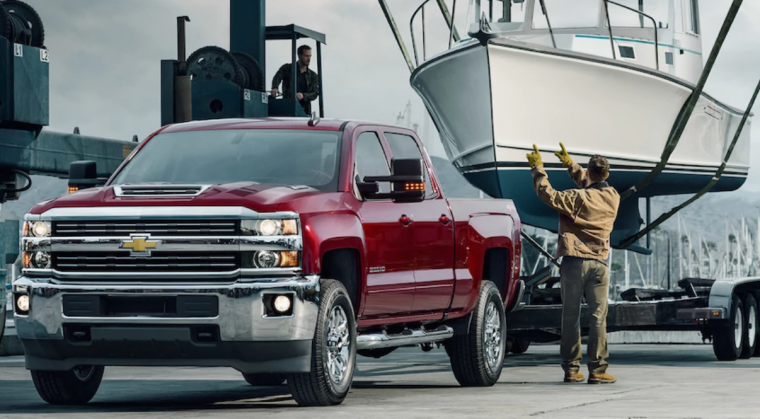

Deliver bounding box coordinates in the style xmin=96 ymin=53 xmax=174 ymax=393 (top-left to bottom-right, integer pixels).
xmin=270 ymin=45 xmax=320 ymax=115
xmin=526 ymin=144 xmax=620 ymax=385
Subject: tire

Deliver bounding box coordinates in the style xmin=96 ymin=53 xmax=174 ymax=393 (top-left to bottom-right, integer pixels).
xmin=740 ymin=293 xmax=758 ymax=359
xmin=510 ymin=338 xmax=531 ymax=354
xmin=755 ymin=291 xmax=760 ymax=358
xmin=445 ymin=280 xmax=506 ymax=387
xmin=357 ymin=347 xmax=397 ymax=359
xmin=31 ymin=365 xmax=105 ymax=405
xmin=243 ymin=373 xmax=286 ymax=386
xmin=287 ymin=279 xmax=357 ymax=406
xmin=713 ymin=294 xmax=743 ymax=361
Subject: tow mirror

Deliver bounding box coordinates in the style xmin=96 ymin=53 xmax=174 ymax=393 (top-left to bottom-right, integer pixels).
xmin=359 ymin=158 xmax=425 ymax=203
xmin=68 ymin=161 xmax=106 ymax=193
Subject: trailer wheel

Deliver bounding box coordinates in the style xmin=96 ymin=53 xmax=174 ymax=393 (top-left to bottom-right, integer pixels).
xmin=740 ymin=293 xmax=758 ymax=359
xmin=712 ymin=294 xmax=743 ymax=361
xmin=31 ymin=365 xmax=104 ymax=405
xmin=755 ymin=291 xmax=760 ymax=358
xmin=287 ymin=279 xmax=356 ymax=406
xmin=445 ymin=280 xmax=506 ymax=387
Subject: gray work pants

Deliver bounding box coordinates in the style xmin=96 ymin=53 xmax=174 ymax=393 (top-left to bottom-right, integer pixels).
xmin=560 ymin=256 xmax=610 ymax=375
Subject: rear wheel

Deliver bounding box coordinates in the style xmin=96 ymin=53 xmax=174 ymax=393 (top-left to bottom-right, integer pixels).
xmin=0 ymin=304 xmax=6 ymax=344
xmin=31 ymin=365 xmax=104 ymax=405
xmin=740 ymin=293 xmax=758 ymax=359
xmin=243 ymin=373 xmax=286 ymax=386
xmin=713 ymin=294 xmax=743 ymax=361
xmin=287 ymin=279 xmax=356 ymax=406
xmin=445 ymin=280 xmax=506 ymax=387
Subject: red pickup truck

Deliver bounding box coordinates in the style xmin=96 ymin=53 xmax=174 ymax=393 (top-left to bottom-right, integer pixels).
xmin=14 ymin=117 xmax=522 ymax=406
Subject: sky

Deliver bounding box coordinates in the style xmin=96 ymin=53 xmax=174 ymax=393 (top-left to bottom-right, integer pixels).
xmin=19 ymin=0 xmax=760 ymax=191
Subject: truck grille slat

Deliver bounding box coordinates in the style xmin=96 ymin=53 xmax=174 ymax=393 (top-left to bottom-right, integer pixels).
xmin=53 ymin=220 xmax=239 ymax=237
xmin=52 ymin=252 xmax=241 ymax=274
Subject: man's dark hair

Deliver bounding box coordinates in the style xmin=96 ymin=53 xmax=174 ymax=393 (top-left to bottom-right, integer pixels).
xmin=588 ymin=155 xmax=610 ymax=180
xmin=297 ymin=45 xmax=311 ymax=56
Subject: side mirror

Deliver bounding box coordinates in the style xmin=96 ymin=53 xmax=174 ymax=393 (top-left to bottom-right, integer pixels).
xmin=359 ymin=158 xmax=425 ymax=203
xmin=68 ymin=161 xmax=106 ymax=193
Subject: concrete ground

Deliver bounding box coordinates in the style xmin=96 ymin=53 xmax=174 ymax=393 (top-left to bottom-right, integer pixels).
xmin=1 ymin=344 xmax=759 ymax=418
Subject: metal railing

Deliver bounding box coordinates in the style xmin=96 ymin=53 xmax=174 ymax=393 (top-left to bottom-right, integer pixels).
xmin=603 ymin=0 xmax=660 ymax=70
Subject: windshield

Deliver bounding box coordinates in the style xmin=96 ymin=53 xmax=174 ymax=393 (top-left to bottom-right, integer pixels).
xmin=111 ymin=129 xmax=341 ymax=191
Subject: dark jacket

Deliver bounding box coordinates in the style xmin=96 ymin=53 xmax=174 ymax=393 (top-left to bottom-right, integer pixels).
xmin=271 ymin=63 xmax=319 ymax=115
xmin=531 ymin=163 xmax=620 ymax=261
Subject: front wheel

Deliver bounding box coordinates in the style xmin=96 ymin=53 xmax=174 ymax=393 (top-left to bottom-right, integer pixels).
xmin=31 ymin=365 xmax=105 ymax=405
xmin=445 ymin=280 xmax=506 ymax=387
xmin=287 ymin=279 xmax=357 ymax=406
xmin=740 ymin=293 xmax=758 ymax=359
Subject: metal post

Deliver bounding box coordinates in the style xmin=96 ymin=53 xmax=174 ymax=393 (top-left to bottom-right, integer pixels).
xmin=449 ymin=0 xmax=458 ymax=49
xmin=177 ymin=16 xmax=190 ymax=67
xmin=537 ymin=0 xmax=556 ymax=48
xmin=317 ymin=42 xmax=324 ymax=118
xmin=489 ymin=0 xmax=493 ymax=20
xmin=435 ymin=0 xmax=461 ymax=44
xmin=292 ymin=33 xmax=297 ymax=116
xmin=175 ymin=16 xmax=192 ymax=124
xmin=230 ymin=0 xmax=265 ymax=71
xmin=422 ymin=6 xmax=427 ymax=62
xmin=378 ymin=0 xmax=416 ymax=73
xmin=646 ymin=197 xmax=651 ymax=249
xmin=603 ymin=1 xmax=617 ymax=60
xmin=667 ymin=235 xmax=671 ymax=289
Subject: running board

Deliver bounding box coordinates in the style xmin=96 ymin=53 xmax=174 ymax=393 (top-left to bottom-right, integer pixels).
xmin=357 ymin=326 xmax=454 ymax=350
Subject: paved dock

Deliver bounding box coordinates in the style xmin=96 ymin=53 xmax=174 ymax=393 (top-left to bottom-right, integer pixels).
xmin=1 ymin=344 xmax=758 ymax=418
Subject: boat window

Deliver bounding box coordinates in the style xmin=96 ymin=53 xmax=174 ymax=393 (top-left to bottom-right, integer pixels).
xmin=665 ymin=51 xmax=674 ymax=65
xmin=488 ymin=0 xmax=527 ymax=25
xmin=606 ymin=0 xmax=669 ymax=29
xmin=619 ymin=45 xmax=636 ymax=59
xmin=384 ymin=133 xmax=435 ymax=197
xmin=355 ymin=132 xmax=391 ymax=193
xmin=533 ymin=0 xmax=600 ymax=29
xmin=685 ymin=0 xmax=700 ymax=34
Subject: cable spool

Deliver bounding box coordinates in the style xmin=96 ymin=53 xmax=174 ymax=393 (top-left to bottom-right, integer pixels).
xmin=187 ymin=46 xmax=265 ymax=92
xmin=0 ymin=0 xmax=45 ymax=47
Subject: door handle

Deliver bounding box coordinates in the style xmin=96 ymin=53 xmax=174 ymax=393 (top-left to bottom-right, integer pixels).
xmin=439 ymin=214 xmax=451 ymax=226
xmin=399 ymin=214 xmax=412 ymax=227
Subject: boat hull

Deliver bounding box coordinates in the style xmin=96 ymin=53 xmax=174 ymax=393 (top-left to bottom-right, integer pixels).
xmin=411 ymin=38 xmax=751 ymax=248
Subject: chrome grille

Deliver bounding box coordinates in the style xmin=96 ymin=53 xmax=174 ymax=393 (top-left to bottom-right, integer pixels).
xmin=53 ymin=220 xmax=239 ymax=237
xmin=52 ymin=252 xmax=240 ymax=274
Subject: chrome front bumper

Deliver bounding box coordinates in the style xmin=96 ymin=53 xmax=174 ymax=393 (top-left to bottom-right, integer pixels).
xmin=13 ymin=275 xmax=320 ymax=372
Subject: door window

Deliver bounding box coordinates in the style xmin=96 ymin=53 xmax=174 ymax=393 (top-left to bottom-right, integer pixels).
xmin=355 ymin=132 xmax=391 ymax=193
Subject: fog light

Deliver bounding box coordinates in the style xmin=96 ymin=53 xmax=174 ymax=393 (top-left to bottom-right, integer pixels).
xmin=31 ymin=251 xmax=51 ymax=269
xmin=16 ymin=295 xmax=30 ymax=313
xmin=273 ymin=295 xmax=292 ymax=314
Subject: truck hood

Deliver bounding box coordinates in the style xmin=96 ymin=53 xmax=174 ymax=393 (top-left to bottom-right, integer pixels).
xmin=29 ymin=182 xmax=322 ymax=215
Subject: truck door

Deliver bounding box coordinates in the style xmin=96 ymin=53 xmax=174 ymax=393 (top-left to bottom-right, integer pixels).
xmin=383 ymin=131 xmax=455 ymax=314
xmin=354 ymin=131 xmax=416 ymax=317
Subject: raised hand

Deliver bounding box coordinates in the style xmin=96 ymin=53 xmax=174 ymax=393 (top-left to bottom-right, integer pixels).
xmin=554 ymin=142 xmax=573 ymax=167
xmin=526 ymin=144 xmax=543 ymax=169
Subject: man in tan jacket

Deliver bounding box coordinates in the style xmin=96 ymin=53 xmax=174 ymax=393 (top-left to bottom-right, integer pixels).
xmin=526 ymin=143 xmax=620 ymax=384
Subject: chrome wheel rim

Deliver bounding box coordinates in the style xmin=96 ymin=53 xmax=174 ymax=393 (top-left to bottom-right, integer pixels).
xmin=483 ymin=300 xmax=502 ymax=371
xmin=735 ymin=306 xmax=743 ymax=350
xmin=326 ymin=305 xmax=350 ymax=385
xmin=73 ymin=365 xmax=94 ymax=381
xmin=749 ymin=304 xmax=757 ymax=349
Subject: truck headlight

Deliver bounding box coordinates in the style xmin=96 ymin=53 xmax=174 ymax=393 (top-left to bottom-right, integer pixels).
xmin=27 ymin=221 xmax=51 ymax=237
xmin=241 ymin=219 xmax=298 ymax=236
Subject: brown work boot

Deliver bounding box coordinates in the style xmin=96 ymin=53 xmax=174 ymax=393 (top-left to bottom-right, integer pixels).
xmin=588 ymin=373 xmax=616 ymax=384
xmin=564 ymin=372 xmax=584 ymax=383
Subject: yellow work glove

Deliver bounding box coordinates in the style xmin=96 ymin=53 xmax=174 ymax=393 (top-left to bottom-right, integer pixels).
xmin=554 ymin=142 xmax=573 ymax=167
xmin=526 ymin=144 xmax=543 ymax=168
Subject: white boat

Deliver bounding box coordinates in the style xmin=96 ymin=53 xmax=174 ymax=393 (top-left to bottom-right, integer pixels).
xmin=380 ymin=0 xmax=755 ymax=251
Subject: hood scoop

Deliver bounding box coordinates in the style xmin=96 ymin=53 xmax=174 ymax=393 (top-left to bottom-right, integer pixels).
xmin=113 ymin=184 xmax=211 ymax=197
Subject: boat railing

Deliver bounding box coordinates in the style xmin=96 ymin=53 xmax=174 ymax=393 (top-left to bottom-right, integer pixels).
xmin=603 ymin=0 xmax=660 ymax=71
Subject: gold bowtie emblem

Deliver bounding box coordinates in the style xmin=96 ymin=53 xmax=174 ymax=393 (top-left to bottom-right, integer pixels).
xmin=120 ymin=236 xmax=161 ymax=256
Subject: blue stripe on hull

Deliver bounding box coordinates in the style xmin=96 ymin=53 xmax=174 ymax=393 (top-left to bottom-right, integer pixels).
xmin=463 ymin=168 xmax=746 ymax=248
